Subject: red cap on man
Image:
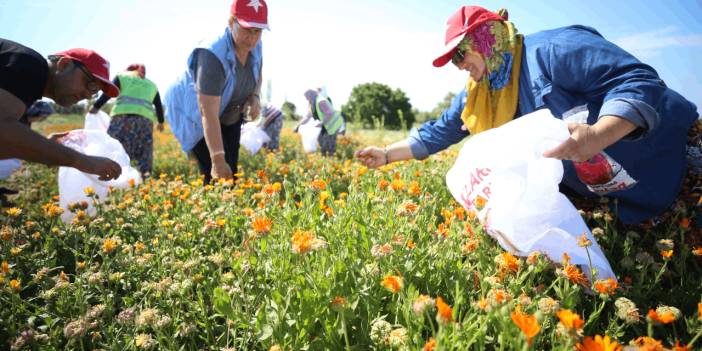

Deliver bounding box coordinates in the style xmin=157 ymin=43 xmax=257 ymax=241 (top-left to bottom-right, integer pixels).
xmin=230 ymin=0 xmax=269 ymax=30
xmin=53 ymin=48 xmax=120 ymax=97
xmin=432 ymin=6 xmax=505 ymax=68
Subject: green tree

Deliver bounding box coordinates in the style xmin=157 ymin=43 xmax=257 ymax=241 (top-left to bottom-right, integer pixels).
xmin=414 ymin=91 xmax=457 ymax=124
xmin=341 ymin=82 xmax=414 ymax=130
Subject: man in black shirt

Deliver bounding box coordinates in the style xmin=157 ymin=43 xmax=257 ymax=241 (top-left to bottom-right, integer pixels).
xmin=0 ymin=39 xmax=122 ymax=181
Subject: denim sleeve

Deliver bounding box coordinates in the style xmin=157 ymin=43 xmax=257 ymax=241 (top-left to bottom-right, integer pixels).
xmin=406 ymin=89 xmax=470 ymax=160
xmin=599 ymin=98 xmax=658 ymax=140
xmin=545 ymin=27 xmax=665 ymax=138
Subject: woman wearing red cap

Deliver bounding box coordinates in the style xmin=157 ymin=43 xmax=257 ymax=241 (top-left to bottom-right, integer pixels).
xmin=165 ymin=0 xmax=269 ymax=183
xmin=355 ymin=6 xmax=699 ymax=225
xmin=90 ymin=64 xmax=165 ymax=177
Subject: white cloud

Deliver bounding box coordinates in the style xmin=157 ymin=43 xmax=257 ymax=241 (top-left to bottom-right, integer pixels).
xmin=613 ymin=26 xmax=702 ymax=60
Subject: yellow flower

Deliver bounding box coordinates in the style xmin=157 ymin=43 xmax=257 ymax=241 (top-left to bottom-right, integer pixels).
xmin=102 ymin=238 xmax=118 ymax=253
xmin=5 ymin=207 xmax=22 ymax=217
xmin=660 ymin=250 xmax=673 ymax=260
xmin=593 ymin=278 xmax=618 ymax=296
xmin=291 ymin=230 xmax=326 ymax=254
xmin=408 ymin=181 xmax=421 ymax=196
xmin=9 ymin=279 xmax=21 ymax=292
xmin=380 ymin=274 xmax=403 ymax=294
xmin=84 ymin=186 xmax=96 ymax=197
xmin=556 ymin=309 xmax=585 ymax=330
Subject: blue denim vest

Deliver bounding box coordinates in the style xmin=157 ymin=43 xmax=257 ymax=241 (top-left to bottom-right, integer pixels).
xmin=165 ymin=26 xmax=262 ymax=151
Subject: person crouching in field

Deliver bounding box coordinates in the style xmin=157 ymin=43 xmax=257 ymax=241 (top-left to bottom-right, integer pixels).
xmin=355 ymin=5 xmax=699 ymax=225
xmin=0 ymin=40 xmax=122 ymax=181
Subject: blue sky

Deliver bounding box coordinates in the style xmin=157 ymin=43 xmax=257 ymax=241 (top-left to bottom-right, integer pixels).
xmin=1 ymin=0 xmax=700 ymax=114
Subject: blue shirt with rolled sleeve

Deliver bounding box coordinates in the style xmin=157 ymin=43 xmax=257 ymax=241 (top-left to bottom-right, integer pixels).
xmin=409 ymin=25 xmax=699 ymax=224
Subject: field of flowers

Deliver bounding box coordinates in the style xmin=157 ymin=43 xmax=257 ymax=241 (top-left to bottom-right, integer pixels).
xmin=1 ymin=116 xmax=702 ymax=350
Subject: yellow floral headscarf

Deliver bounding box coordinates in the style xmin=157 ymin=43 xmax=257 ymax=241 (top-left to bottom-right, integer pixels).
xmin=459 ymin=17 xmax=523 ymax=134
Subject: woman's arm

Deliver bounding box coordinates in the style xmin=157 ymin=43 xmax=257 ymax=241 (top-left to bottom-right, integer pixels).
xmin=197 ymin=93 xmax=231 ymax=179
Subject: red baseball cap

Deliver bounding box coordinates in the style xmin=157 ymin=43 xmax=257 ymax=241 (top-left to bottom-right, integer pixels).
xmin=432 ymin=6 xmax=505 ymax=68
xmin=53 ymin=48 xmax=120 ymax=97
xmin=126 ymin=63 xmax=146 ymax=79
xmin=230 ymin=0 xmax=269 ymax=30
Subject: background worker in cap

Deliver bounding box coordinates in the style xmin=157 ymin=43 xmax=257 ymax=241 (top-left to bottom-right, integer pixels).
xmin=165 ymin=0 xmax=268 ymax=183
xmin=90 ymin=64 xmax=165 ymax=177
xmin=0 ymin=38 xmax=122 ymax=181
xmin=355 ymin=5 xmax=699 ymax=225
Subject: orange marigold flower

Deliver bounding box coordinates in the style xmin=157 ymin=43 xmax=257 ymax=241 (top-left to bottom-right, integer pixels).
xmin=423 ymin=338 xmax=436 ymax=351
xmin=330 ymin=296 xmax=347 ymax=312
xmin=646 ymin=308 xmax=676 ymax=324
xmin=511 ymin=305 xmax=540 ymax=345
xmin=380 ymin=274 xmax=403 ymax=294
xmin=577 ymin=233 xmax=593 ymax=248
xmin=660 ymin=250 xmax=673 ymax=260
xmin=673 ymin=341 xmax=690 ymax=351
xmin=252 ymin=216 xmax=272 ymax=234
xmin=560 ymin=263 xmax=590 ymax=288
xmin=408 ymin=181 xmax=421 ymax=196
xmin=390 ymin=179 xmax=405 ymax=191
xmin=397 ymin=201 xmax=419 ymax=216
xmin=435 ymin=223 xmax=449 ymax=238
xmin=436 ymin=297 xmax=453 ymax=325
xmin=698 ymin=303 xmax=701 ymax=319
xmin=378 ymin=179 xmax=390 ymax=190
xmin=593 ymin=278 xmax=618 ymax=296
xmin=692 ymin=247 xmax=702 ymax=256
xmin=1 ymin=261 xmax=8 ymax=273
xmin=679 ymin=217 xmax=690 ymax=229
xmin=311 ymin=179 xmax=327 ymax=190
xmin=576 ymin=335 xmax=622 ymax=351
xmin=556 ymin=309 xmax=585 ymax=330
xmin=291 ymin=230 xmax=326 ymax=254
xmin=631 ymin=337 xmax=664 ymax=350
xmin=497 ymin=252 xmax=520 ymax=274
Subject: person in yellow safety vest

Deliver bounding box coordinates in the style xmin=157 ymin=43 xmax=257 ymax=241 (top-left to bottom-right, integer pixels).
xmin=90 ymin=64 xmax=165 ymax=177
xmin=299 ymin=88 xmax=345 ymax=156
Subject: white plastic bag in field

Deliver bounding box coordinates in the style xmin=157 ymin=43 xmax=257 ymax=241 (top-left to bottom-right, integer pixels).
xmin=298 ymin=120 xmax=322 ymax=153
xmin=240 ymin=121 xmax=271 ymax=155
xmin=58 ymin=129 xmax=141 ymax=223
xmin=446 ymin=109 xmax=616 ymax=281
xmin=84 ymin=110 xmax=111 ymax=132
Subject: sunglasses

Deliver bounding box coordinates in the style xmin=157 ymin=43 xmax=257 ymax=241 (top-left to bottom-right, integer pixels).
xmin=75 ymin=63 xmax=101 ymax=95
xmin=451 ymin=47 xmax=466 ymax=66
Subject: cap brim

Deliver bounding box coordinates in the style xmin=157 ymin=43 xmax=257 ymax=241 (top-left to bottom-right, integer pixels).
xmin=95 ymin=76 xmax=120 ymax=97
xmin=237 ymin=19 xmax=270 ymax=30
xmin=432 ymin=34 xmax=465 ymax=68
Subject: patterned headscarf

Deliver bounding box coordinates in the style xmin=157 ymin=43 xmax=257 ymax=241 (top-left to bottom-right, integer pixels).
xmin=455 ymin=13 xmax=518 ymax=90
xmin=126 ymin=63 xmax=146 ymax=79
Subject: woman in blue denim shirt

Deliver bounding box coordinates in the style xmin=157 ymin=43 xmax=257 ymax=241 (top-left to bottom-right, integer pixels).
xmin=355 ymin=5 xmax=699 ymax=224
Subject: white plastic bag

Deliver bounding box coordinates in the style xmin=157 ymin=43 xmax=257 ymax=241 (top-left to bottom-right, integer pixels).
xmin=0 ymin=159 xmax=22 ymax=179
xmin=84 ymin=110 xmax=111 ymax=132
xmin=298 ymin=120 xmax=322 ymax=153
xmin=446 ymin=109 xmax=616 ymax=281
xmin=240 ymin=121 xmax=271 ymax=155
xmin=58 ymin=129 xmax=141 ymax=223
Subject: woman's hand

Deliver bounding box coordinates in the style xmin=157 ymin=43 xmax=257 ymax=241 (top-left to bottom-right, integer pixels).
xmin=355 ymin=146 xmax=387 ymax=168
xmin=244 ymin=94 xmax=261 ymax=122
xmin=543 ymin=116 xmax=638 ymax=162
xmin=210 ymin=154 xmax=233 ymax=180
